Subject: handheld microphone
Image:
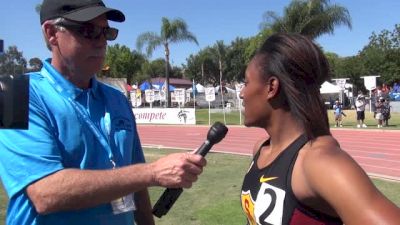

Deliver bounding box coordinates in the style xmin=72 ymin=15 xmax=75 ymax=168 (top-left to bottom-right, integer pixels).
xmin=152 ymin=122 xmax=228 ymax=218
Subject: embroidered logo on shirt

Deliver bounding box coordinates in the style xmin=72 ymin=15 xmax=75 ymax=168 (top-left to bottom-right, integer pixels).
xmin=241 ymin=190 xmax=257 ymax=225
xmin=259 ymin=175 xmax=278 ymax=183
xmin=113 ymin=117 xmax=132 ymax=131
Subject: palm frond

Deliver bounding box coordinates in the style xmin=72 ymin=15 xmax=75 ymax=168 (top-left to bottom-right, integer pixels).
xmin=259 ymin=11 xmax=282 ymax=31
xmin=161 ymin=17 xmax=171 ymax=39
xmin=261 ymin=0 xmax=352 ymax=39
xmin=300 ymin=3 xmax=352 ymax=38
xmin=136 ymin=32 xmax=162 ymax=57
xmin=161 ymin=17 xmax=199 ymax=45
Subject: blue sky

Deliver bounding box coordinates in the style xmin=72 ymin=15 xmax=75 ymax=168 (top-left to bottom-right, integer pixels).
xmin=0 ymin=0 xmax=399 ymax=66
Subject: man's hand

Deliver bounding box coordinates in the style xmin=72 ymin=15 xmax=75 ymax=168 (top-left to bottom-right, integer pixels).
xmin=149 ymin=153 xmax=207 ymax=188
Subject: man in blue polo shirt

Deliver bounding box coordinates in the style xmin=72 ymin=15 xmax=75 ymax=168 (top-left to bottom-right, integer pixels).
xmin=0 ymin=0 xmax=206 ymax=224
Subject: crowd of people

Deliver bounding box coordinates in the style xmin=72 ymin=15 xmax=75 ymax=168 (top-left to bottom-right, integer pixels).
xmin=332 ymin=87 xmax=392 ymax=129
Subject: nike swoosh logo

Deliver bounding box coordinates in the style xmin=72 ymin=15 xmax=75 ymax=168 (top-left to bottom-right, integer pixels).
xmin=259 ymin=175 xmax=278 ymax=183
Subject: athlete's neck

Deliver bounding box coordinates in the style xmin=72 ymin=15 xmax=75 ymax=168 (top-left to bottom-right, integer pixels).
xmin=266 ymin=110 xmax=304 ymax=154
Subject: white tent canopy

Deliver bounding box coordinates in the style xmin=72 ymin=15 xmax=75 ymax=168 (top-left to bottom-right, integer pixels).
xmin=195 ymin=83 xmax=205 ymax=93
xmin=186 ymin=83 xmax=205 ymax=93
xmin=214 ymin=85 xmax=236 ymax=94
xmin=320 ymin=81 xmax=341 ymax=94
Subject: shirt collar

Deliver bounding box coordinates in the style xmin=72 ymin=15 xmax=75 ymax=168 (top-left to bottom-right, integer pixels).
xmin=42 ymin=59 xmax=100 ymax=100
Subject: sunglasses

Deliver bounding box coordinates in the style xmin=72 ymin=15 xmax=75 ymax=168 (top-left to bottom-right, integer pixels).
xmin=55 ymin=20 xmax=119 ymax=41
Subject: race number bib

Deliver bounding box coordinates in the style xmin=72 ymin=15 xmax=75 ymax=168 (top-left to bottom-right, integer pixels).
xmin=254 ymin=183 xmax=286 ymax=225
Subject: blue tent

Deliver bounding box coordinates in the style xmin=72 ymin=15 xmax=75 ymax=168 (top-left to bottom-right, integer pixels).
xmin=153 ymin=82 xmax=175 ymax=91
xmin=139 ymin=81 xmax=152 ymax=91
xmin=389 ymin=92 xmax=400 ymax=101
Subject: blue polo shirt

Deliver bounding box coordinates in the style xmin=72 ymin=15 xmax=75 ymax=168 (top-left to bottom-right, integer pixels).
xmin=0 ymin=59 xmax=145 ymax=225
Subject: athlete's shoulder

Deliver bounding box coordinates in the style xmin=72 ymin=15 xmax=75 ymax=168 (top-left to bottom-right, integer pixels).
xmin=305 ymin=135 xmax=341 ymax=157
xmin=300 ymin=135 xmax=347 ymax=178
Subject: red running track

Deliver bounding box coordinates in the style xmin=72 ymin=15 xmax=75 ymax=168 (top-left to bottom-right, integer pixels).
xmin=137 ymin=125 xmax=400 ymax=180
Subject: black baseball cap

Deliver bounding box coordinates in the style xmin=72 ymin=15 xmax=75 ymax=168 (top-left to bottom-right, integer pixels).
xmin=40 ymin=0 xmax=125 ymax=24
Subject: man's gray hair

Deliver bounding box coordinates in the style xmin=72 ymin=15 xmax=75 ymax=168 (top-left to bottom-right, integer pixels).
xmin=42 ymin=17 xmax=66 ymax=51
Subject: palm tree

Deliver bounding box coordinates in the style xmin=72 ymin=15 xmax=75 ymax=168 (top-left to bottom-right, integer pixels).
xmin=260 ymin=0 xmax=352 ymax=39
xmin=35 ymin=4 xmax=41 ymax=14
xmin=136 ymin=17 xmax=198 ymax=107
xmin=211 ymin=41 xmax=227 ymax=123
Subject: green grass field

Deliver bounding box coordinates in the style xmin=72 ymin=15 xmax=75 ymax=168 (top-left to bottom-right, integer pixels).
xmin=0 ymin=184 xmax=6 ymax=225
xmin=195 ymin=109 xmax=400 ymax=129
xmin=1 ymin=149 xmax=399 ymax=224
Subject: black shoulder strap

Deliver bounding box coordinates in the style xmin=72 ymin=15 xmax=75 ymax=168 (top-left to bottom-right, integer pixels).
xmin=284 ymin=134 xmax=308 ymax=163
xmin=282 ymin=134 xmax=309 ymax=224
xmin=253 ymin=138 xmax=271 ymax=162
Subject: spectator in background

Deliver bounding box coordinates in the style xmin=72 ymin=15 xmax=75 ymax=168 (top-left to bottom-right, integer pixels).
xmin=381 ymin=83 xmax=390 ymax=99
xmin=371 ymin=88 xmax=377 ymax=114
xmin=333 ymin=99 xmax=346 ymax=127
xmin=375 ymin=96 xmax=385 ymax=128
xmin=355 ymin=91 xmax=367 ymax=128
xmin=382 ymin=97 xmax=391 ymax=127
xmin=376 ymin=85 xmax=383 ymax=98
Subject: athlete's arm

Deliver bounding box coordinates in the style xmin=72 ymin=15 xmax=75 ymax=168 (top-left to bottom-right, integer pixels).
xmin=302 ymin=137 xmax=400 ymax=225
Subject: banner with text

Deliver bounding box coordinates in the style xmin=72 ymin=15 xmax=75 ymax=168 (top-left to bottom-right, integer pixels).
xmin=132 ymin=108 xmax=196 ymax=124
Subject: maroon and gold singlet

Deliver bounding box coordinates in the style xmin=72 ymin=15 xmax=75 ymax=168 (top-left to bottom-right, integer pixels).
xmin=241 ymin=135 xmax=342 ymax=225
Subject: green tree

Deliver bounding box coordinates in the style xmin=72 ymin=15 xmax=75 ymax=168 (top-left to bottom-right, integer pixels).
xmin=136 ymin=17 xmax=198 ymax=107
xmin=360 ymin=24 xmax=400 ymax=84
xmin=245 ymin=29 xmax=274 ymax=63
xmin=197 ymin=49 xmax=218 ymax=85
xmin=382 ymin=48 xmax=400 ymax=84
xmin=103 ymin=44 xmax=145 ymax=84
xmin=211 ymin=40 xmax=227 ymax=122
xmin=225 ymin=37 xmax=250 ymax=82
xmin=141 ymin=58 xmax=165 ymax=79
xmin=260 ymin=0 xmax=352 ymax=39
xmin=185 ymin=38 xmax=249 ymax=85
xmin=185 ymin=47 xmax=220 ymax=85
xmin=210 ymin=41 xmax=227 ymax=86
xmin=142 ymin=58 xmax=183 ymax=79
xmin=324 ymin=51 xmax=341 ymax=78
xmin=35 ymin=4 xmax=41 ymax=14
xmin=0 ymin=46 xmax=27 ymax=75
xmin=335 ymin=56 xmax=366 ymax=92
xmin=360 ymin=46 xmax=386 ymax=75
xmin=170 ymin=65 xmax=184 ymax=79
xmin=29 ymin=57 xmax=43 ymax=72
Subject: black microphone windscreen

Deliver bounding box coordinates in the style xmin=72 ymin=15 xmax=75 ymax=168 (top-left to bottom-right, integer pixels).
xmin=207 ymin=122 xmax=228 ymax=145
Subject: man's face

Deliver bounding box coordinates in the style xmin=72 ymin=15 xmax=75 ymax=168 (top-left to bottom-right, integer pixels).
xmin=54 ymin=15 xmax=108 ymax=76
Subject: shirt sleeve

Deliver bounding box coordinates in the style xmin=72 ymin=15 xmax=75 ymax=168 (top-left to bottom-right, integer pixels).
xmin=0 ymin=86 xmax=64 ymax=198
